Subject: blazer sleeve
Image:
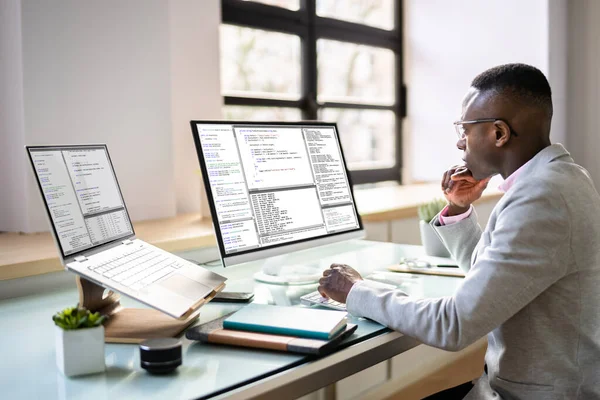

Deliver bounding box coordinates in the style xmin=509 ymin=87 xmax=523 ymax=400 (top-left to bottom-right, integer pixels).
xmin=431 ymin=208 xmax=482 ymax=272
xmin=347 ymin=183 xmax=570 ymax=351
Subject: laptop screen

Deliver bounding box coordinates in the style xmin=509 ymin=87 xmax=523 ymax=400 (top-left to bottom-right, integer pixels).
xmin=27 ymin=145 xmax=134 ymax=258
xmin=191 ymin=121 xmax=363 ymax=260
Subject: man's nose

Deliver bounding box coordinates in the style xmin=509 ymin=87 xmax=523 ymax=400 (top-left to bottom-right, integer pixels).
xmin=457 ymin=138 xmax=466 ymax=150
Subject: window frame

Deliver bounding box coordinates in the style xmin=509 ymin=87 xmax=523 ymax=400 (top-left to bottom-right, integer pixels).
xmin=221 ymin=0 xmax=406 ymax=184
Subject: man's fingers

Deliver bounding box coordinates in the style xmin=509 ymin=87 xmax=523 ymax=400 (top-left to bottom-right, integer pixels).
xmin=441 ymin=170 xmax=449 ymax=191
xmin=323 ymin=269 xmax=332 ymax=277
xmin=451 ymin=170 xmax=476 ymax=182
xmin=444 ymin=165 xmax=464 ymax=190
xmin=443 ymin=171 xmax=451 ymax=192
xmin=317 ymin=285 xmax=328 ymax=298
xmin=450 ymin=166 xmax=470 ymax=177
xmin=445 ymin=170 xmax=456 ymax=192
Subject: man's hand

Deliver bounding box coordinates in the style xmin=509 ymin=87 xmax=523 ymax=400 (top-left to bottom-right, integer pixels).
xmin=318 ymin=263 xmax=363 ymax=304
xmin=442 ymin=166 xmax=491 ymax=215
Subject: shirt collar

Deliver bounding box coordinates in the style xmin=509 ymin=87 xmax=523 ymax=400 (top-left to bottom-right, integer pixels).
xmin=497 ymin=161 xmax=529 ymax=193
xmin=497 ymin=144 xmax=571 ymax=193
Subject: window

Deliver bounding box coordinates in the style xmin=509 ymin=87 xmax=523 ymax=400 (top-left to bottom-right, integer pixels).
xmin=220 ymin=0 xmax=405 ymax=184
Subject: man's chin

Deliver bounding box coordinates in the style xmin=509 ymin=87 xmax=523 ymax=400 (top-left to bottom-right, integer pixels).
xmin=469 ymin=169 xmax=485 ymax=181
xmin=462 ymin=162 xmax=475 ymax=176
xmin=472 ymin=171 xmax=495 ymax=182
xmin=462 ymin=161 xmax=487 ymax=181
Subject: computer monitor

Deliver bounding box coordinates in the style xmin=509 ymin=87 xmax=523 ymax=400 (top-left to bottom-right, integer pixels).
xmin=190 ymin=121 xmax=365 ymax=284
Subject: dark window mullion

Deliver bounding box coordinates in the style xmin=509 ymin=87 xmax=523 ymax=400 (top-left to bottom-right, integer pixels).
xmin=301 ymin=0 xmax=317 ymax=120
xmin=319 ymin=102 xmax=394 ymax=111
xmin=221 ymin=0 xmax=307 ymax=36
xmin=224 ymin=96 xmax=303 ymax=108
xmin=315 ymin=17 xmax=401 ymax=51
xmin=394 ymin=0 xmax=404 ymax=183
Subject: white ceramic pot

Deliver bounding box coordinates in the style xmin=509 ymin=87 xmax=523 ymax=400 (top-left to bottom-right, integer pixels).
xmin=55 ymin=325 xmax=105 ymax=377
xmin=419 ymin=220 xmax=451 ymax=258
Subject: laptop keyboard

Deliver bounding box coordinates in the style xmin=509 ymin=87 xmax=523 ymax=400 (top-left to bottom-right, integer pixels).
xmin=88 ymin=246 xmax=185 ymax=291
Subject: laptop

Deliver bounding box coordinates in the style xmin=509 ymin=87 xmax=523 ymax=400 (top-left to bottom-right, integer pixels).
xmin=26 ymin=144 xmax=227 ymax=319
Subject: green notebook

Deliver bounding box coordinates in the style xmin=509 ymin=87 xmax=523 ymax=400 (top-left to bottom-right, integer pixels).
xmin=223 ymin=303 xmax=348 ymax=340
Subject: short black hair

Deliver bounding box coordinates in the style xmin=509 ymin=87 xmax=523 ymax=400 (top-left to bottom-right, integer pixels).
xmin=471 ymin=63 xmax=553 ymax=117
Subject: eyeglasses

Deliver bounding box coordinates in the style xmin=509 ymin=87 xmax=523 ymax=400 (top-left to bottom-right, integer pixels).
xmin=398 ymin=257 xmax=432 ymax=269
xmin=453 ymin=118 xmax=519 ymax=140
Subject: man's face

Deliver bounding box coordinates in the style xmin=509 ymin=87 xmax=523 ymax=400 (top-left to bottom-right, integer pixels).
xmin=456 ymin=88 xmax=498 ymax=180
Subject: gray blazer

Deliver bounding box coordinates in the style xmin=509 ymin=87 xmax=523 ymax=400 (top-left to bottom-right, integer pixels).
xmin=346 ymin=144 xmax=600 ymax=399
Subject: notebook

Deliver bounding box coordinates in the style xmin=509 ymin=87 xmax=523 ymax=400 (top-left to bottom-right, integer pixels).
xmin=223 ymin=303 xmax=348 ymax=340
xmin=186 ymin=313 xmax=357 ymax=355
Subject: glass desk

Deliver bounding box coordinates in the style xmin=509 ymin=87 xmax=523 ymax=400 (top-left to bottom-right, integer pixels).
xmin=0 ymin=241 xmax=464 ymax=399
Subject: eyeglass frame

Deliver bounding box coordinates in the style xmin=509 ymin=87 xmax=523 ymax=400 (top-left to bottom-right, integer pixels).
xmin=453 ymin=118 xmax=519 ymax=140
xmin=398 ymin=257 xmax=432 ymax=269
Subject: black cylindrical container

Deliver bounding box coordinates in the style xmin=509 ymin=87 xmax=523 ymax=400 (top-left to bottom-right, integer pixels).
xmin=139 ymin=338 xmax=182 ymax=374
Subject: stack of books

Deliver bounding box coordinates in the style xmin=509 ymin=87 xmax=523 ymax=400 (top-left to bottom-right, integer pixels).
xmin=186 ymin=303 xmax=357 ymax=355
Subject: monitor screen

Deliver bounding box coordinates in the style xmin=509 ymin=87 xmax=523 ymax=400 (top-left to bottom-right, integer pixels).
xmin=27 ymin=145 xmax=134 ymax=258
xmin=191 ymin=121 xmax=364 ymax=266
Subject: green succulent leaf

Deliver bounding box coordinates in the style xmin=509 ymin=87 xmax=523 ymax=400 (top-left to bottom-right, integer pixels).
xmin=417 ymin=198 xmax=447 ymax=223
xmin=52 ymin=305 xmax=108 ymax=330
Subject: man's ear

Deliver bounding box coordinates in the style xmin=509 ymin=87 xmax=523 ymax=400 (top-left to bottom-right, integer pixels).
xmin=494 ymin=120 xmax=511 ymax=147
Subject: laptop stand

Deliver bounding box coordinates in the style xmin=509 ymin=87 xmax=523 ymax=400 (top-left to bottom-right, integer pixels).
xmin=76 ymin=276 xmax=224 ymax=343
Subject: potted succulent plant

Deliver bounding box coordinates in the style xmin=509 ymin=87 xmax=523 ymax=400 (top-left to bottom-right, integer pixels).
xmin=53 ymin=305 xmax=107 ymax=377
xmin=417 ymin=198 xmax=451 ymax=258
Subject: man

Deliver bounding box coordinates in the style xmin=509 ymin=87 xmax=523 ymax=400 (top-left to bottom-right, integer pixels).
xmin=318 ymin=64 xmax=600 ymax=399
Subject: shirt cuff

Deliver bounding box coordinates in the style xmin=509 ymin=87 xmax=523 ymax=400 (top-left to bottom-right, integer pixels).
xmin=438 ymin=204 xmax=473 ymax=226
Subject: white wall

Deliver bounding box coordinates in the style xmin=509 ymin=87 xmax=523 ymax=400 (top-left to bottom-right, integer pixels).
xmin=404 ymin=0 xmax=565 ymax=183
xmin=0 ymin=0 xmax=28 ymax=232
xmin=1 ymin=0 xmax=221 ymax=233
xmin=169 ymin=0 xmax=222 ymax=216
xmin=567 ymin=0 xmax=600 ymax=188
xmin=547 ymin=0 xmax=568 ymax=146
xmin=21 ymin=0 xmax=175 ymax=232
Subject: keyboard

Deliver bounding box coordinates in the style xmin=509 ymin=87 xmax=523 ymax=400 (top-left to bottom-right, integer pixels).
xmin=300 ymin=291 xmax=347 ymax=311
xmin=88 ymin=246 xmax=185 ymax=291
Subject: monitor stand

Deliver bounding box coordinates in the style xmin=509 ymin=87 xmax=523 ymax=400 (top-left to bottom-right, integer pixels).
xmin=253 ymin=257 xmax=323 ymax=285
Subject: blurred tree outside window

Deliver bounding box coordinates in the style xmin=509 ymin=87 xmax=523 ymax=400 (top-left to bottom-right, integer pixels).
xmin=220 ymin=25 xmax=301 ymax=100
xmin=316 ymin=0 xmax=395 ymax=31
xmin=220 ymin=0 xmax=404 ymax=184
xmin=223 ymin=106 xmax=302 ymax=121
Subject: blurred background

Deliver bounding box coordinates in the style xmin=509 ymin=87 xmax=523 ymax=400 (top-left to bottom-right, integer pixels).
xmin=2 ymin=0 xmax=595 ymax=233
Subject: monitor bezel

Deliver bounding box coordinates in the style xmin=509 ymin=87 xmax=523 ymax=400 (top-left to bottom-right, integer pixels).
xmin=190 ymin=120 xmax=365 ymax=267
xmin=26 ymin=144 xmax=136 ymax=263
